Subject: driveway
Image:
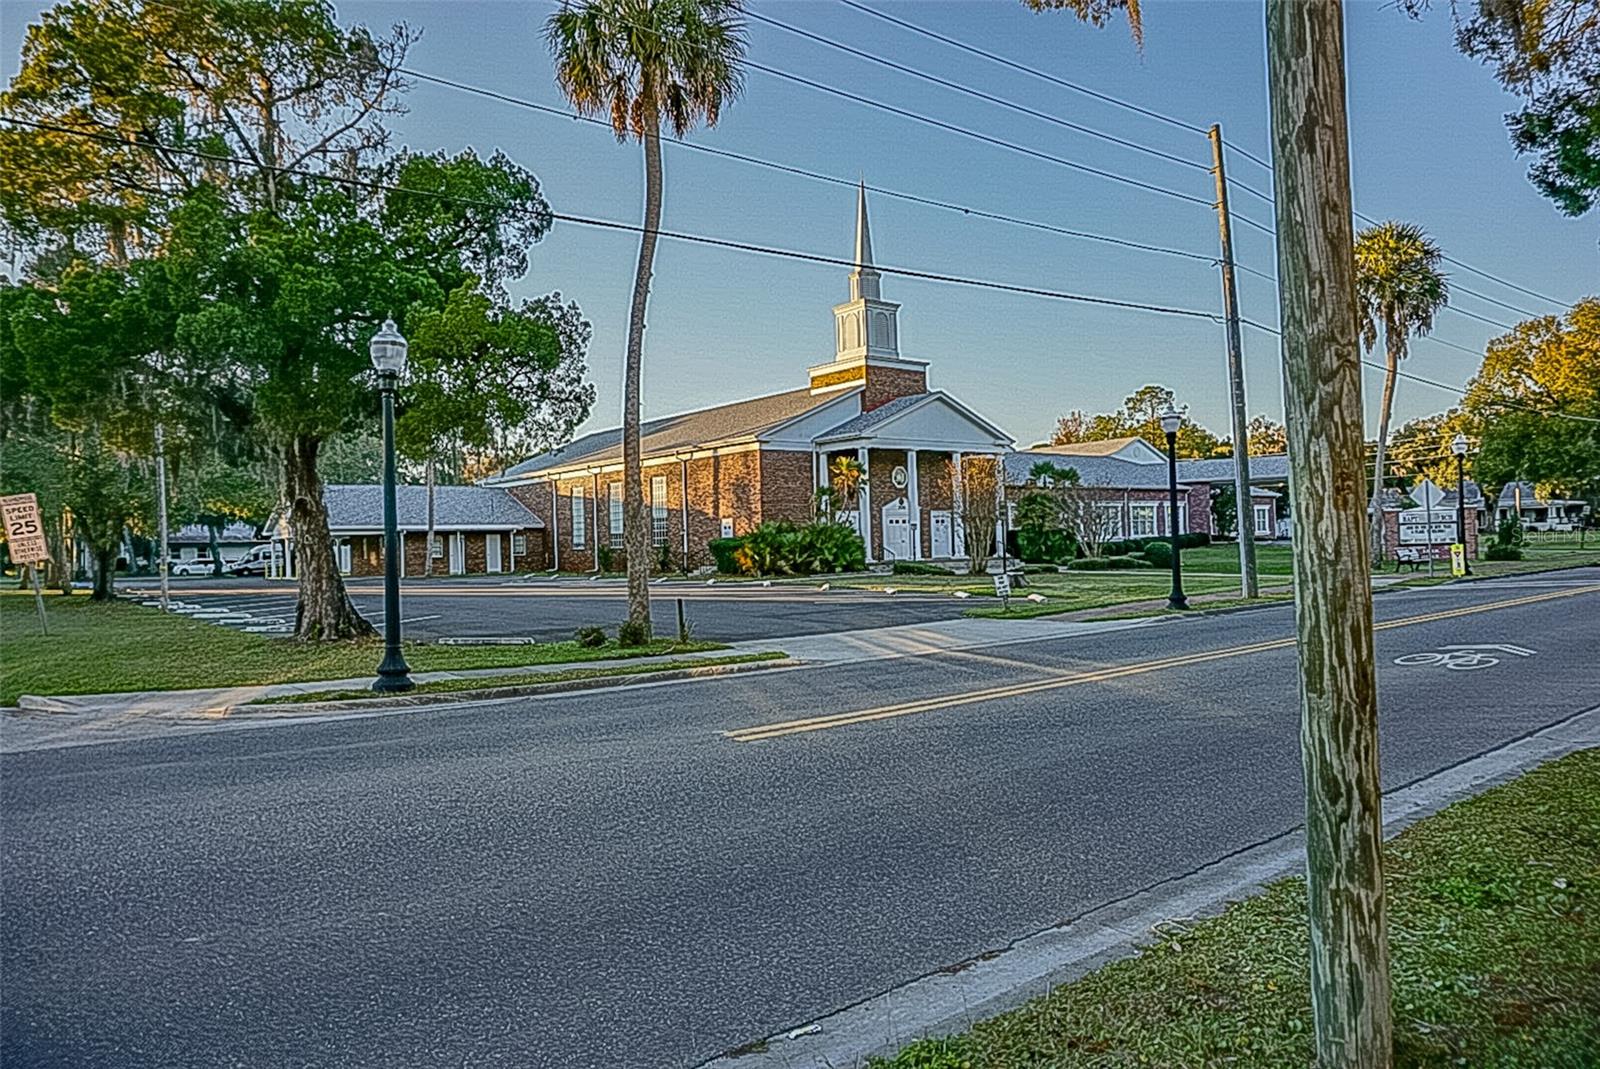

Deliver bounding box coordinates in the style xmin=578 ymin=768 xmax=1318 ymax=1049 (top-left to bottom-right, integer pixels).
xmin=117 ymin=574 xmax=971 ymax=641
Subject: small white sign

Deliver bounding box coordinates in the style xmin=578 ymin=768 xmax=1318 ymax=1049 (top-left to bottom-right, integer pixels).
xmin=993 ymin=573 xmax=1011 ymax=598
xmin=1 ymin=492 xmax=48 ymax=564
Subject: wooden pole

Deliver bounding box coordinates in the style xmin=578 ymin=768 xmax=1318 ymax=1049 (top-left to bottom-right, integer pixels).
xmin=1208 ymin=124 xmax=1260 ymax=599
xmin=1264 ymin=3 xmax=1393 ymax=1066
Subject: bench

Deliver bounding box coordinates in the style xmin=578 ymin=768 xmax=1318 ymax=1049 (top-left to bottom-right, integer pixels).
xmin=1393 ymin=545 xmax=1450 ymax=572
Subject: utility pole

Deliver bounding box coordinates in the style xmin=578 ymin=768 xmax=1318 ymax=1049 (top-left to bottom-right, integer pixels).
xmin=1208 ymin=124 xmax=1259 ymax=598
xmin=1265 ymin=3 xmax=1393 ymax=1067
xmin=154 ymin=422 xmax=171 ymax=612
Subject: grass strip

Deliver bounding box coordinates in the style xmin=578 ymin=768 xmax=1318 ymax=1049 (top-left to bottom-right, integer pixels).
xmin=0 ymin=593 xmax=722 ymax=705
xmin=870 ymin=748 xmax=1600 ymax=1068
xmin=257 ymin=651 xmax=787 ymax=704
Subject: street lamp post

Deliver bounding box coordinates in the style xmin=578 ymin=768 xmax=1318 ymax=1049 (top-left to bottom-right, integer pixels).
xmin=1452 ymin=432 xmax=1472 ymax=576
xmin=1160 ymin=402 xmax=1189 ymax=610
xmin=370 ymin=318 xmax=414 ymax=693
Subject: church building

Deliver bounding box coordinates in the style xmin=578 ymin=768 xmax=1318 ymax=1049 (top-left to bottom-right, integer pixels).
xmin=487 ymin=185 xmax=1014 ymax=571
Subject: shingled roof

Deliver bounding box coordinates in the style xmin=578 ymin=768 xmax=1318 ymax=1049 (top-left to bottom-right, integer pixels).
xmin=495 ymin=387 xmax=850 ymax=480
xmin=320 ymin=485 xmax=541 ymax=532
xmin=1003 ymin=450 xmax=1182 ymax=490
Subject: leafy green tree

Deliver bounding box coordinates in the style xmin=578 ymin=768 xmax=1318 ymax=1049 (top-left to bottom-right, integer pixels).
xmin=1386 ymin=410 xmax=1476 ymax=489
xmin=1466 ymin=299 xmax=1600 ymax=507
xmin=396 ymin=281 xmax=594 ymax=574
xmin=546 ymin=0 xmax=747 ymax=642
xmin=1049 ymin=385 xmax=1224 ymax=458
xmin=1247 ymin=415 xmax=1288 ymax=455
xmin=1355 ymin=221 xmax=1450 ymax=557
xmin=1402 ymin=0 xmax=1600 ymax=217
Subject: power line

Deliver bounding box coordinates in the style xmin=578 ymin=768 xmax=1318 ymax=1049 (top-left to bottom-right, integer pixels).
xmin=14 ymin=115 xmax=1596 ymax=426
xmin=1237 ymin=315 xmax=1600 ymax=424
xmin=745 ymin=8 xmax=1207 ymax=174
xmin=0 ymin=115 xmax=1230 ymax=324
xmin=835 ymin=0 xmax=1207 ymax=137
xmin=739 ymin=57 xmax=1215 ymax=209
xmin=827 ymin=0 xmax=1574 ymax=311
xmin=400 ymin=68 xmax=1228 ymax=269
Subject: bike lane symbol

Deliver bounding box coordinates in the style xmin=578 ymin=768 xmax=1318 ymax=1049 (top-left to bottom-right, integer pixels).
xmin=1393 ymin=644 xmax=1536 ymax=671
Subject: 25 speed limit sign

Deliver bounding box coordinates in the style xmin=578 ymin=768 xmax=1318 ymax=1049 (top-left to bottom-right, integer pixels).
xmin=1 ymin=493 xmax=49 ymax=564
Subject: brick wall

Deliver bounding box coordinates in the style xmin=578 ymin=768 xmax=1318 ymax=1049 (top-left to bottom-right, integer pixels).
xmin=916 ymin=451 xmax=956 ymax=557
xmin=342 ymin=526 xmax=546 ymax=576
xmin=863 ymin=366 xmax=927 ymax=411
xmin=759 ymin=450 xmax=816 ymax=529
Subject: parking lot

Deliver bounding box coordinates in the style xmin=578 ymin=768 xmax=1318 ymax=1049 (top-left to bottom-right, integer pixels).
xmin=117 ymin=574 xmax=971 ymax=642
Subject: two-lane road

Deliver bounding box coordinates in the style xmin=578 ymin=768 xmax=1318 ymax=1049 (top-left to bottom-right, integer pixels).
xmin=5 ymin=571 xmax=1598 ymax=1067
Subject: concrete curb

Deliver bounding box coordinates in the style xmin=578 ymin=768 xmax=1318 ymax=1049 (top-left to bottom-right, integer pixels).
xmin=216 ymin=656 xmax=798 ymax=720
xmin=699 ymin=704 xmax=1600 ymax=1069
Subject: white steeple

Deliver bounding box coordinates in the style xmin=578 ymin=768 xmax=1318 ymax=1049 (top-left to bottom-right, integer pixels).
xmin=833 ymin=183 xmax=898 ymax=362
xmin=850 ymin=181 xmax=881 ymax=301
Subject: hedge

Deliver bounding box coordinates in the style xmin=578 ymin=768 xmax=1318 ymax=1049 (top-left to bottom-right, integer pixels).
xmin=708 ymin=521 xmax=866 ymax=576
xmin=1068 ymin=555 xmax=1155 ymax=570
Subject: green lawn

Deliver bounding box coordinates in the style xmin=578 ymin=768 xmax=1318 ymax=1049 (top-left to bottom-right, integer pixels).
xmin=1177 ymin=542 xmax=1297 ymax=575
xmin=870 ymin=748 xmax=1600 ymax=1069
xmin=262 ymin=651 xmax=787 ymax=704
xmin=0 ymin=593 xmax=721 ymax=705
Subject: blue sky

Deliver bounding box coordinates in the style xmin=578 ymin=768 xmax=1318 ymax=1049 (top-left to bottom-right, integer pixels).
xmin=3 ymin=0 xmax=1593 ymax=448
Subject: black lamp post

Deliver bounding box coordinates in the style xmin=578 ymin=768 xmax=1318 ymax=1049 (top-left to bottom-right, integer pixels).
xmin=1452 ymin=432 xmax=1472 ymax=576
xmin=370 ymin=318 xmax=414 ymax=693
xmin=1160 ymin=402 xmax=1189 ymax=610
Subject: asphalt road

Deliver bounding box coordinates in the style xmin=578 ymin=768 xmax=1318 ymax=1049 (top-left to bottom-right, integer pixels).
xmin=116 ymin=575 xmax=970 ymax=641
xmin=6 ymin=571 xmax=1599 ymax=1068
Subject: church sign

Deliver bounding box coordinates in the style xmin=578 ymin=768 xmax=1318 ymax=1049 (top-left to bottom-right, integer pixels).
xmin=1398 ymin=508 xmax=1455 ymax=545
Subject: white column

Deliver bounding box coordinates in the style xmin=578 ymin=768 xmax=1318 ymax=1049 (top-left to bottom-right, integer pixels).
xmin=951 ymin=451 xmax=965 ymax=558
xmin=906 ymin=449 xmax=920 ymax=559
xmin=857 ymin=445 xmax=873 ymax=562
xmin=549 ymin=481 xmax=560 ymax=571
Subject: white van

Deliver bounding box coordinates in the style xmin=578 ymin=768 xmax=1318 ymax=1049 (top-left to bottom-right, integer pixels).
xmin=225 ymin=544 xmax=276 ymax=577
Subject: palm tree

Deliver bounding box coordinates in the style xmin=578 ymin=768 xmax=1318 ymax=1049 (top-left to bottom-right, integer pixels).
xmin=1355 ymin=221 xmax=1449 ymax=559
xmin=828 ymin=455 xmax=865 ymax=517
xmin=546 ymin=0 xmax=745 ymax=640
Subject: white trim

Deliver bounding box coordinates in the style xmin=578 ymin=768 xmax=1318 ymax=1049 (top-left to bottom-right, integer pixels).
xmin=906 ymin=450 xmax=920 ymax=560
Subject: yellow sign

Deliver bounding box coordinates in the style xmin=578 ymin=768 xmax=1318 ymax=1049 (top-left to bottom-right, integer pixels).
xmin=1450 ymin=543 xmax=1466 ymax=577
xmin=1 ymin=492 xmax=48 ymax=564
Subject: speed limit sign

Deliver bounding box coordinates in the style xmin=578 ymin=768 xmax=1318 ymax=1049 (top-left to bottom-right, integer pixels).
xmin=1 ymin=493 xmax=48 ymax=563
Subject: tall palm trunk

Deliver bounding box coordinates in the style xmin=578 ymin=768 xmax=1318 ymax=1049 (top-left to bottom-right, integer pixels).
xmin=621 ymin=121 xmax=663 ymax=640
xmin=1368 ymin=319 xmax=1402 ymax=560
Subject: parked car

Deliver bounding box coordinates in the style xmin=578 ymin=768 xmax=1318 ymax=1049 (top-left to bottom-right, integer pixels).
xmin=169 ymin=556 xmax=217 ymax=576
xmin=225 ymin=545 xmax=274 ymax=576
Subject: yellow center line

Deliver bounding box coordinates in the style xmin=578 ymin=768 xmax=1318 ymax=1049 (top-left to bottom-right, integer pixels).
xmin=722 ymin=584 xmax=1600 ymax=743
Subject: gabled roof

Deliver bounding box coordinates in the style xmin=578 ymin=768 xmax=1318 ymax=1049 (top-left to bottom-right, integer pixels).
xmin=169 ymin=521 xmax=263 ymax=545
xmin=320 ymin=484 xmax=541 ymax=532
xmin=1495 ymin=481 xmax=1587 ymax=507
xmin=494 ymin=387 xmax=854 ymax=481
xmin=814 ymin=391 xmax=1012 ymax=446
xmin=1176 ymin=454 xmax=1291 ymax=484
xmin=1030 ymin=436 xmax=1165 ymax=463
xmin=1004 ymin=450 xmax=1186 ymax=490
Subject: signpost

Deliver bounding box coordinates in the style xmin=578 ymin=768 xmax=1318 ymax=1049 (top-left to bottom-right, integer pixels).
xmin=992 ymin=571 xmax=1011 ymax=611
xmin=1 ymin=492 xmax=50 ymax=635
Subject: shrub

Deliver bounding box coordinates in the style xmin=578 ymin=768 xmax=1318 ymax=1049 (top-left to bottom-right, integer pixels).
xmin=1485 ymin=543 xmax=1523 ymax=561
xmin=1178 ymin=531 xmax=1211 ymax=549
xmin=617 ymin=618 xmax=650 ymax=647
xmin=574 ymin=626 xmax=606 ymax=648
xmin=655 ymin=539 xmax=674 ymax=574
xmin=1494 ymin=516 xmax=1525 ymax=549
xmin=708 ymin=537 xmax=743 ymax=574
xmin=1141 ymin=540 xmax=1173 ymax=567
xmin=892 ymin=560 xmax=952 ymax=576
xmin=1017 ymin=526 xmax=1077 ymax=564
xmin=1069 ymin=555 xmax=1154 ymax=570
xmin=708 ymin=521 xmax=866 ymax=577
xmin=596 ymin=544 xmax=615 ymax=573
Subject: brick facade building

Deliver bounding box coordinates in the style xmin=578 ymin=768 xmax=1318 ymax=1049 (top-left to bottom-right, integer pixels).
xmin=485 ymin=185 xmax=1015 ymax=571
xmin=268 ymin=484 xmax=546 ymax=579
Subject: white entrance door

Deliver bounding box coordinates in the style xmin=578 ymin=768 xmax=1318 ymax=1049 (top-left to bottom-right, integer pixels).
xmin=930 ymin=510 xmax=952 ymax=558
xmin=336 ymin=540 xmax=352 ymax=575
xmin=485 ymin=533 xmax=502 ymax=574
xmin=881 ymin=498 xmax=912 ymax=560
xmin=449 ymin=532 xmax=466 ymax=574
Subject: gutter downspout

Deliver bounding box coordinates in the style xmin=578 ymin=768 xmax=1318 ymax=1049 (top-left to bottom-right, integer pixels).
xmin=550 ymin=480 xmax=560 ymax=572
xmin=680 ymin=455 xmax=690 ymax=572
xmin=593 ymin=470 xmax=602 ymax=573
